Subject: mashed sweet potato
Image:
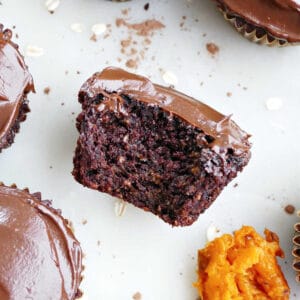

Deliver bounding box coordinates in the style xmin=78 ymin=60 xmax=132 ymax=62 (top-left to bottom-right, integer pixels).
xmin=195 ymin=226 xmax=290 ymax=300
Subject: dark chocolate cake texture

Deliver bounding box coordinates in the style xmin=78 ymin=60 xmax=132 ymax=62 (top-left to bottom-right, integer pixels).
xmin=0 ymin=24 xmax=34 ymax=152
xmin=73 ymin=67 xmax=251 ymax=226
xmin=0 ymin=183 xmax=83 ymax=300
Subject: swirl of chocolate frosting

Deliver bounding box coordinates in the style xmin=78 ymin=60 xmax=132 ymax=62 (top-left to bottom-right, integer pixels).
xmin=0 ymin=185 xmax=82 ymax=300
xmin=0 ymin=25 xmax=34 ymax=142
xmin=217 ymin=0 xmax=300 ymax=42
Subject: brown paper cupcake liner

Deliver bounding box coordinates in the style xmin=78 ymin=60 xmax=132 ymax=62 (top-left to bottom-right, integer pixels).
xmin=219 ymin=8 xmax=290 ymax=47
xmin=293 ymin=213 xmax=300 ymax=282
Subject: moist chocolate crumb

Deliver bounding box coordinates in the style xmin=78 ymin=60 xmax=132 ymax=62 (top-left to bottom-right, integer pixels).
xmin=132 ymin=292 xmax=142 ymax=300
xmin=144 ymin=3 xmax=149 ymax=10
xmin=206 ymin=43 xmax=219 ymax=56
xmin=90 ymin=34 xmax=97 ymax=42
xmin=233 ymin=183 xmax=238 ymax=188
xmin=61 ymin=102 xmax=65 ymax=106
xmin=43 ymin=87 xmax=51 ymax=95
xmin=126 ymin=58 xmax=138 ymax=69
xmin=284 ymin=204 xmax=295 ymax=215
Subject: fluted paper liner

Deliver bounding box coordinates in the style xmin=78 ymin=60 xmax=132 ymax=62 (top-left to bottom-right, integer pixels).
xmin=219 ymin=8 xmax=299 ymax=47
xmin=293 ymin=211 xmax=300 ymax=282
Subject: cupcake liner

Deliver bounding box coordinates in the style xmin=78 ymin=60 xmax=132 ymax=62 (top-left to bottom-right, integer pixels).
xmin=219 ymin=8 xmax=290 ymax=47
xmin=293 ymin=212 xmax=300 ymax=282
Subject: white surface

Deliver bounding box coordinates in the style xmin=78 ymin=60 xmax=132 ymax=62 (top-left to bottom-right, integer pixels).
xmin=1 ymin=0 xmax=300 ymax=299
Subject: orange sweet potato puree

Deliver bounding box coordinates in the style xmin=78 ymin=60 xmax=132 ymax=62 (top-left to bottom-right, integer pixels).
xmin=195 ymin=226 xmax=290 ymax=300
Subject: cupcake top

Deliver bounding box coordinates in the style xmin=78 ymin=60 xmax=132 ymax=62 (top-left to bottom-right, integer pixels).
xmin=0 ymin=25 xmax=34 ymax=142
xmin=217 ymin=0 xmax=300 ymax=42
xmin=0 ymin=184 xmax=82 ymax=300
xmin=80 ymin=67 xmax=251 ymax=155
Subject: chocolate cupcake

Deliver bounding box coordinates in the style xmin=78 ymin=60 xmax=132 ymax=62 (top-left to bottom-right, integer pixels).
xmin=213 ymin=0 xmax=300 ymax=46
xmin=73 ymin=67 xmax=251 ymax=226
xmin=293 ymin=211 xmax=300 ymax=282
xmin=0 ymin=183 xmax=83 ymax=299
xmin=0 ymin=25 xmax=34 ymax=152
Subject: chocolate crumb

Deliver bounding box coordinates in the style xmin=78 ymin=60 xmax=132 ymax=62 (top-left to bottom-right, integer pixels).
xmin=126 ymin=59 xmax=138 ymax=69
xmin=61 ymin=102 xmax=65 ymax=106
xmin=81 ymin=219 xmax=87 ymax=225
xmin=90 ymin=34 xmax=97 ymax=42
xmin=233 ymin=183 xmax=238 ymax=188
xmin=116 ymin=18 xmax=165 ymax=37
xmin=206 ymin=43 xmax=219 ymax=56
xmin=284 ymin=204 xmax=295 ymax=215
xmin=76 ymin=71 xmax=81 ymax=74
xmin=144 ymin=3 xmax=149 ymax=10
xmin=132 ymin=292 xmax=142 ymax=300
xmin=43 ymin=87 xmax=51 ymax=95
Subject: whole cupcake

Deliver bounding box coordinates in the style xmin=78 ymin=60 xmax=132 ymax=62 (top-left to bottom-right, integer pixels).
xmin=293 ymin=211 xmax=300 ymax=282
xmin=213 ymin=0 xmax=300 ymax=46
xmin=0 ymin=183 xmax=83 ymax=299
xmin=0 ymin=25 xmax=34 ymax=152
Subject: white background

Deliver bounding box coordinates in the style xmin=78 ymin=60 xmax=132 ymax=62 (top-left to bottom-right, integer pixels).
xmin=0 ymin=0 xmax=299 ymax=299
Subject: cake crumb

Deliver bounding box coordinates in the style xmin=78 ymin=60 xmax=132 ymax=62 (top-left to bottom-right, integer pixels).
xmin=43 ymin=87 xmax=51 ymax=95
xmin=206 ymin=43 xmax=219 ymax=56
xmin=227 ymin=92 xmax=232 ymax=97
xmin=284 ymin=204 xmax=295 ymax=215
xmin=81 ymin=219 xmax=88 ymax=225
xmin=126 ymin=59 xmax=138 ymax=69
xmin=132 ymin=292 xmax=142 ymax=300
xmin=90 ymin=34 xmax=97 ymax=42
xmin=144 ymin=3 xmax=149 ymax=10
xmin=116 ymin=18 xmax=165 ymax=37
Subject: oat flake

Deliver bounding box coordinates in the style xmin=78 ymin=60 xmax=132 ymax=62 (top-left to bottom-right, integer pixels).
xmin=162 ymin=71 xmax=178 ymax=86
xmin=26 ymin=45 xmax=44 ymax=57
xmin=71 ymin=23 xmax=85 ymax=33
xmin=92 ymin=23 xmax=107 ymax=35
xmin=265 ymin=97 xmax=283 ymax=111
xmin=115 ymin=199 xmax=127 ymax=217
xmin=45 ymin=0 xmax=60 ymax=13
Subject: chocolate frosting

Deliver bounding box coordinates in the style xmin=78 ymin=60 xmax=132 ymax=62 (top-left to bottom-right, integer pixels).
xmin=218 ymin=0 xmax=300 ymax=42
xmin=0 ymin=25 xmax=34 ymax=141
xmin=0 ymin=185 xmax=82 ymax=300
xmin=80 ymin=67 xmax=250 ymax=155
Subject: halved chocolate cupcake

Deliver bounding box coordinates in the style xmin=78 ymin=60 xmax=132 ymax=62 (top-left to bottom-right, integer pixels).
xmin=213 ymin=0 xmax=300 ymax=46
xmin=293 ymin=212 xmax=300 ymax=282
xmin=73 ymin=67 xmax=251 ymax=226
xmin=0 ymin=25 xmax=34 ymax=152
xmin=0 ymin=183 xmax=83 ymax=299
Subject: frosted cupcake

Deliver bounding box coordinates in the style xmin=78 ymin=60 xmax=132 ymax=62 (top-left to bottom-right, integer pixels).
xmin=213 ymin=0 xmax=300 ymax=46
